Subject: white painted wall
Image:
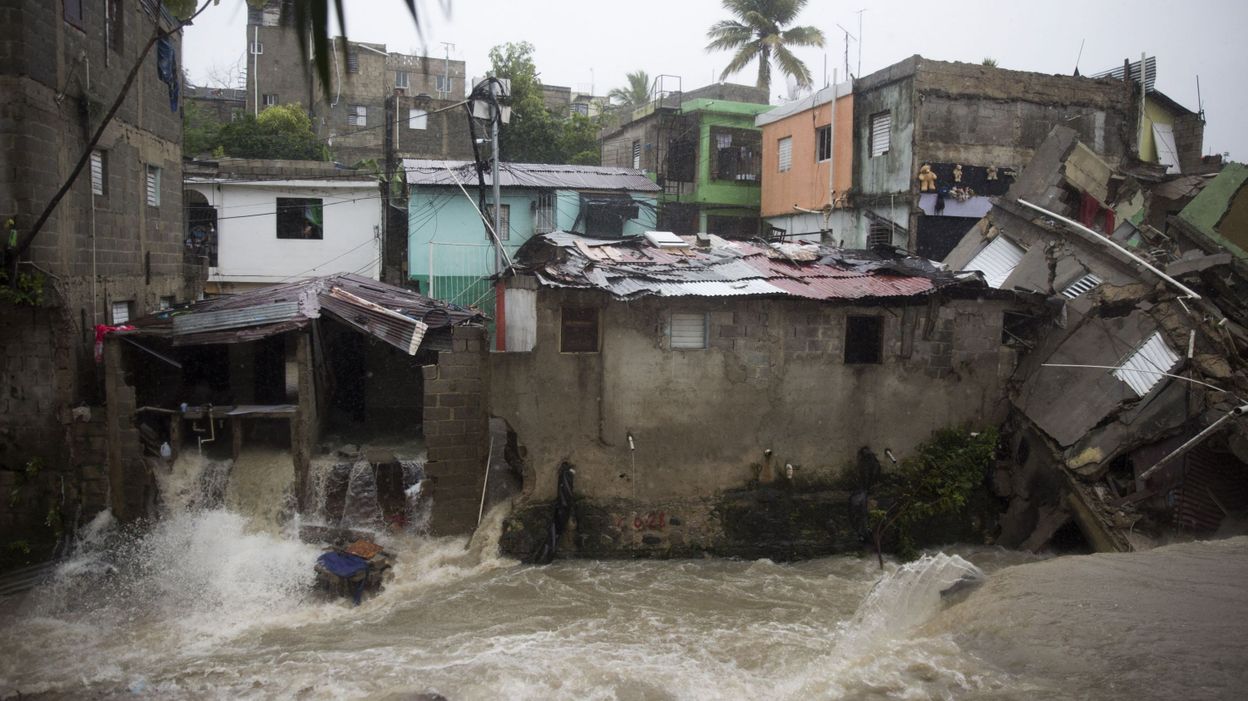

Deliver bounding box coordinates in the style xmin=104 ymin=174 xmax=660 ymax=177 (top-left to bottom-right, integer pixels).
xmin=188 ymin=179 xmax=381 ymax=284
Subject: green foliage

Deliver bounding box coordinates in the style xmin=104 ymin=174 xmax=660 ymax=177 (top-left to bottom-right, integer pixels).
xmin=981 ymin=57 xmax=999 ymax=67
xmin=869 ymin=428 xmax=998 ymax=566
xmin=0 ymin=269 xmax=46 ymax=306
xmin=216 ymin=104 xmax=329 ymax=161
xmin=182 ymin=99 xmax=221 ymax=158
xmin=488 ymin=42 xmax=602 ymax=165
xmin=607 ymin=70 xmax=651 ymax=109
xmin=706 ymin=0 xmax=826 ymax=93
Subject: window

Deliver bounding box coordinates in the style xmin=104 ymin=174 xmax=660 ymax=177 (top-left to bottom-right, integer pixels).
xmin=816 ymin=125 xmax=832 ymax=162
xmin=845 ymin=315 xmax=883 ymax=364
xmin=706 ymin=215 xmax=758 ymax=238
xmin=110 ymin=300 xmax=133 ymax=325
xmin=711 ymin=127 xmax=760 ymax=181
xmin=632 ymin=140 xmax=641 ymax=169
xmin=106 ymin=0 xmax=124 ymax=53
xmin=276 ymin=197 xmax=324 ymax=239
xmin=250 ymin=41 xmax=264 ymax=55
xmin=90 ymin=150 xmax=107 ymax=196
xmin=571 ymin=103 xmax=589 ymax=117
xmin=158 ymin=296 xmax=175 ymax=311
xmin=963 ymin=236 xmax=1025 ymax=289
xmin=867 ymin=221 xmax=893 ymax=248
xmin=1062 ymin=273 xmax=1103 ymax=299
xmin=145 ymin=165 xmax=161 ymax=207
xmin=346 ymin=49 xmax=359 ymax=73
xmin=560 ymin=307 xmax=599 ymax=353
xmin=435 ymin=74 xmax=450 ymax=93
xmin=486 ymin=203 xmax=510 ymax=241
xmin=778 ymin=136 xmax=793 ymax=172
xmin=262 ymin=93 xmax=277 ymax=107
xmin=534 ymin=191 xmax=555 ymax=234
xmin=395 ymin=71 xmax=409 ymax=89
xmin=408 ymin=108 xmax=428 ymax=130
xmin=63 ymin=0 xmax=84 ymax=29
xmin=870 ymin=111 xmax=891 ymax=157
xmin=1114 ymin=332 xmax=1180 ymax=397
xmin=582 ymin=195 xmax=638 ymax=237
xmin=670 ymin=313 xmax=708 ymax=350
xmin=348 ymin=104 xmax=367 ymax=126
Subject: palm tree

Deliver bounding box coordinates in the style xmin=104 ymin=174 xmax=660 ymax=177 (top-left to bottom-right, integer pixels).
xmin=608 ymin=70 xmax=651 ymax=109
xmin=705 ymin=0 xmax=826 ymax=94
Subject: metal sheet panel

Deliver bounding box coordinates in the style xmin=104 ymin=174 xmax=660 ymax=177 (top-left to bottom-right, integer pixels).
xmin=1114 ymin=331 xmax=1180 ymax=396
xmin=172 ymin=301 xmax=301 ymax=335
xmin=670 ymin=312 xmax=708 ymax=349
xmin=870 ymin=112 xmax=891 ymax=157
xmin=403 ymin=159 xmax=661 ymax=192
xmin=963 ymin=236 xmax=1025 ymax=288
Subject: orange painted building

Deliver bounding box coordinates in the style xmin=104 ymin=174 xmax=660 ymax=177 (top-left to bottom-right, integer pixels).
xmin=756 ymin=82 xmax=854 ymax=241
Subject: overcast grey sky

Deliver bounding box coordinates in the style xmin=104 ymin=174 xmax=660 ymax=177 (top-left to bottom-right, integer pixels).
xmin=184 ymin=0 xmax=1247 ymax=159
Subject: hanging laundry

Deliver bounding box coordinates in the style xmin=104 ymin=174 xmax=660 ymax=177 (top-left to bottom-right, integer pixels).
xmin=156 ymin=37 xmax=180 ymax=112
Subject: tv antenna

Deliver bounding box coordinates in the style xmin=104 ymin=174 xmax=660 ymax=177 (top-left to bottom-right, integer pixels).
xmin=835 ymin=24 xmax=857 ymax=80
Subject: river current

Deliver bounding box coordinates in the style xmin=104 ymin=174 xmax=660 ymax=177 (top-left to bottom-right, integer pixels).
xmin=1 ymin=453 xmax=1246 ymax=700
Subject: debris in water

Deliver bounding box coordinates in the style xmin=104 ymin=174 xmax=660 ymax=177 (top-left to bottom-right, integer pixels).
xmin=314 ymin=538 xmax=394 ymax=604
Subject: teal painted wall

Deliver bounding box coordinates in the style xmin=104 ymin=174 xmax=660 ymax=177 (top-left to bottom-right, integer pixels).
xmin=409 ymin=186 xmax=658 ymax=297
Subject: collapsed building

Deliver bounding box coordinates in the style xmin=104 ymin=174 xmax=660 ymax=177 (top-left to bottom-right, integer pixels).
xmin=102 ymin=274 xmax=488 ymax=535
xmin=945 ymin=127 xmax=1248 ymax=551
xmin=491 ymin=231 xmax=1040 ymax=558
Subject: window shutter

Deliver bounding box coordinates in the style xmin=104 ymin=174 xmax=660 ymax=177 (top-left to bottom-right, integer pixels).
xmin=778 ymin=136 xmax=793 ymax=172
xmin=1114 ymin=332 xmax=1179 ymax=396
xmin=1061 ymin=273 xmax=1103 ymax=299
xmin=111 ymin=301 xmax=132 ymax=324
xmin=146 ymin=166 xmax=160 ymax=206
xmin=870 ymin=111 xmax=891 ymax=157
xmin=90 ymin=150 xmax=104 ymax=196
xmin=408 ymin=108 xmax=427 ymax=129
xmin=670 ymin=313 xmax=707 ymax=349
xmin=963 ymin=236 xmax=1024 ymax=289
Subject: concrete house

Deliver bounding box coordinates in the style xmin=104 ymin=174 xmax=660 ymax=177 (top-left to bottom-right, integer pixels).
xmin=1089 ymin=57 xmax=1219 ymax=176
xmin=0 ymin=0 xmax=202 ymax=552
xmin=943 ymin=127 xmax=1246 ymax=553
xmin=245 ymin=0 xmax=472 ymax=165
xmin=600 ymin=81 xmax=772 ymax=237
xmin=755 ymin=81 xmax=854 ymax=242
xmin=491 ymin=231 xmax=1038 ymax=558
xmin=851 ymin=56 xmax=1136 ymax=260
xmin=184 ymin=159 xmax=383 ymax=295
xmin=403 ymin=160 xmax=660 ymax=318
xmin=105 ymin=274 xmax=488 ymax=535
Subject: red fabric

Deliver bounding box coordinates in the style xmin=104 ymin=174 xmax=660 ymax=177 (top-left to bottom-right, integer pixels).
xmin=1078 ymin=192 xmax=1101 ymax=230
xmin=94 ymin=324 xmax=135 ymax=363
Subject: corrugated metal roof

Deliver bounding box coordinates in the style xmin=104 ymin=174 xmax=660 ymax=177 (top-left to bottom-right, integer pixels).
xmin=520 ymin=232 xmax=971 ymax=302
xmin=402 ymin=159 xmax=661 ymax=192
xmin=132 ymin=273 xmax=483 ymax=355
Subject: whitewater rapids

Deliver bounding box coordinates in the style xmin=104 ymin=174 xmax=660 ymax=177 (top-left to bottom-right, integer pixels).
xmin=1 ymin=452 xmax=1245 ymax=699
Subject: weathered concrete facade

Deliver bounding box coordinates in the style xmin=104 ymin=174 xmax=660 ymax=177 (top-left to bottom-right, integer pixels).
xmin=0 ymin=0 xmax=201 ymax=560
xmin=851 ymin=56 xmax=1137 ymax=255
xmin=491 ymin=287 xmax=1025 ymax=558
xmin=245 ymin=1 xmax=470 ymax=166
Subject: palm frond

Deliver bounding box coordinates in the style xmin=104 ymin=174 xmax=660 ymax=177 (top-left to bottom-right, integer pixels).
xmin=781 ymin=25 xmax=825 ymax=48
xmin=773 ymin=43 xmax=813 ymax=88
xmin=706 ymin=24 xmax=755 ymax=52
xmin=720 ymin=42 xmax=762 ymax=82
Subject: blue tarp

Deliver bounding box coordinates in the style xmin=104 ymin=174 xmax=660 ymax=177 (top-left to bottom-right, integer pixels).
xmin=317 ymin=552 xmax=368 ymax=578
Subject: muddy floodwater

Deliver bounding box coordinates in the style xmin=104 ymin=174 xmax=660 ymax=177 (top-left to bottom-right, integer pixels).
xmin=1 ymin=456 xmax=1246 ymax=699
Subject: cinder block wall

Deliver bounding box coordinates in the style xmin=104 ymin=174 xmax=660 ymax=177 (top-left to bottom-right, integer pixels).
xmin=421 ymin=325 xmax=489 ymax=535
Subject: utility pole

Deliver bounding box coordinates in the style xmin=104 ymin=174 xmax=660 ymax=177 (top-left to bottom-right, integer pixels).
xmin=441 ymin=41 xmax=454 ymax=97
xmin=490 ymin=79 xmax=502 ymax=275
xmin=856 ymin=9 xmax=865 ymax=79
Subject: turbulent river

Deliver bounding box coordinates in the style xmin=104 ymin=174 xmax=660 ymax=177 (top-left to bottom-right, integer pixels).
xmin=2 ymin=453 xmax=1247 ymax=700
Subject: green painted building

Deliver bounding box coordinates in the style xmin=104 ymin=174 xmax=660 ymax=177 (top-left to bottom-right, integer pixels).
xmin=600 ymin=82 xmax=772 ymax=237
